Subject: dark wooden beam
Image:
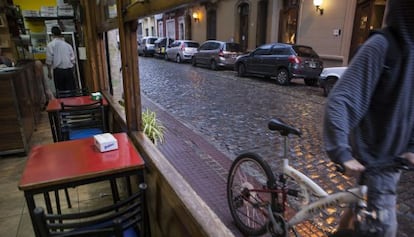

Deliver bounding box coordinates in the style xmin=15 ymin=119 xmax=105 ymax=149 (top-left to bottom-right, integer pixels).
xmin=117 ymin=0 xmax=141 ymax=132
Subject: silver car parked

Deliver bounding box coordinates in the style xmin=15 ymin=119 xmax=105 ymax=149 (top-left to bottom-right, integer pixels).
xmin=165 ymin=40 xmax=200 ymax=63
xmin=192 ymin=40 xmax=243 ymax=70
xmin=138 ymin=36 xmax=158 ymax=57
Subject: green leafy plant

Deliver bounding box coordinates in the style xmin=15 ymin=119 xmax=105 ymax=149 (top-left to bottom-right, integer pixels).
xmin=118 ymin=100 xmax=165 ymax=144
xmin=141 ymin=108 xmax=165 ymax=145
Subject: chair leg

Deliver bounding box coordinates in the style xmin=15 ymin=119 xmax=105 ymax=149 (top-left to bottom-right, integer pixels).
xmin=64 ymin=188 xmax=72 ymax=208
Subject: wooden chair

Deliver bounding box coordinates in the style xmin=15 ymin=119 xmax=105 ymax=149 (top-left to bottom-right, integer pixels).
xmin=57 ymin=99 xmax=107 ymax=141
xmin=56 ymin=88 xmax=89 ymax=98
xmin=33 ymin=188 xmax=146 ymax=237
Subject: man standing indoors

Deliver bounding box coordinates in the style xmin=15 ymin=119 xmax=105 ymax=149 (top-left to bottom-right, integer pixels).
xmin=46 ymin=26 xmax=76 ymax=92
xmin=323 ymin=0 xmax=414 ymax=236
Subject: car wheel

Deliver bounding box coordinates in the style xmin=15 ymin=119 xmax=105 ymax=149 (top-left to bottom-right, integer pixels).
xmin=304 ymin=78 xmax=318 ymax=86
xmin=210 ymin=60 xmax=218 ymax=70
xmin=275 ymin=68 xmax=290 ymax=85
xmin=237 ymin=64 xmax=246 ymax=77
xmin=323 ymin=76 xmax=338 ymax=97
xmin=192 ymin=57 xmax=197 ymax=66
xmin=176 ymin=55 xmax=182 ymax=63
xmin=164 ymin=54 xmax=169 ymax=61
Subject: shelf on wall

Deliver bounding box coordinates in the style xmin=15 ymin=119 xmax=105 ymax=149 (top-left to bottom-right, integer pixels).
xmin=24 ymin=16 xmax=74 ymax=21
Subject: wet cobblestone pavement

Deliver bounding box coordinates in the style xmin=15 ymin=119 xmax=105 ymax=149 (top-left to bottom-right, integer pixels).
xmin=138 ymin=57 xmax=414 ymax=237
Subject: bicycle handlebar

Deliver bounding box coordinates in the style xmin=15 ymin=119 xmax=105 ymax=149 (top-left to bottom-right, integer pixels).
xmin=335 ymin=157 xmax=414 ymax=174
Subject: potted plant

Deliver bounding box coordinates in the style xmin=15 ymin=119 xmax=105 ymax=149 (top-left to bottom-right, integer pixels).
xmin=141 ymin=108 xmax=165 ymax=145
xmin=118 ymin=100 xmax=165 ymax=144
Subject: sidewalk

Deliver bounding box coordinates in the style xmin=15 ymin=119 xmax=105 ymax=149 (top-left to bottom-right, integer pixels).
xmin=141 ymin=94 xmax=243 ymax=236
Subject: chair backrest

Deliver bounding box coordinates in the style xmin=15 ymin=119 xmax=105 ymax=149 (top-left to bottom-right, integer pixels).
xmin=33 ymin=191 xmax=143 ymax=237
xmin=58 ymin=99 xmax=107 ymax=141
xmin=56 ymin=88 xmax=89 ymax=98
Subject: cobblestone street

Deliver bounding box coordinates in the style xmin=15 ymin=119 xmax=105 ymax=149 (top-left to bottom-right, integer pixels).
xmin=138 ymin=57 xmax=414 ymax=236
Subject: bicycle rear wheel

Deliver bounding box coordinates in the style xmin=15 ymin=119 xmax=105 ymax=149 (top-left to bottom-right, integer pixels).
xmin=227 ymin=152 xmax=277 ymax=236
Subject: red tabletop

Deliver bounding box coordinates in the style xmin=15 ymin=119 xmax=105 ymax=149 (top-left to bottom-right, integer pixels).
xmin=19 ymin=133 xmax=144 ymax=191
xmin=46 ymin=95 xmax=109 ymax=112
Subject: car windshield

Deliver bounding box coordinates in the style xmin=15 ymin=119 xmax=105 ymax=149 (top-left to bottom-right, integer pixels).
xmin=225 ymin=43 xmax=241 ymax=52
xmin=293 ymin=46 xmax=319 ymax=58
xmin=185 ymin=42 xmax=199 ymax=48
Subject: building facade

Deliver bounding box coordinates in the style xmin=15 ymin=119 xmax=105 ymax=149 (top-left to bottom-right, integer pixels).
xmin=138 ymin=0 xmax=387 ymax=67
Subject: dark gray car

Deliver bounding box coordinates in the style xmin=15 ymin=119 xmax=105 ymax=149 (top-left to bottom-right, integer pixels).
xmin=192 ymin=40 xmax=243 ymax=70
xmin=235 ymin=43 xmax=323 ymax=85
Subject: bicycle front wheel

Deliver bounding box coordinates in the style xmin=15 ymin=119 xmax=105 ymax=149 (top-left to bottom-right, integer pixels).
xmin=227 ymin=152 xmax=276 ymax=236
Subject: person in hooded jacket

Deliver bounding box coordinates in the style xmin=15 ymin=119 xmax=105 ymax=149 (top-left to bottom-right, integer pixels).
xmin=323 ymin=0 xmax=414 ymax=236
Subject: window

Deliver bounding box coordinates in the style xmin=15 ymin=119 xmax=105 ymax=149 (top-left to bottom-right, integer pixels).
xmin=158 ymin=21 xmax=164 ymax=37
xmin=224 ymin=43 xmax=241 ymax=52
xmin=293 ymin=46 xmax=319 ymax=58
xmin=271 ymin=46 xmax=288 ymax=55
xmin=256 ymin=0 xmax=268 ymax=46
xmin=166 ymin=19 xmax=175 ymax=39
xmin=278 ymin=4 xmax=298 ymax=44
xmin=199 ymin=42 xmax=211 ymax=50
xmin=106 ymin=29 xmax=123 ymax=104
xmin=254 ymin=47 xmax=270 ymax=56
xmin=185 ymin=42 xmax=199 ymax=48
xmin=206 ymin=10 xmax=217 ymax=40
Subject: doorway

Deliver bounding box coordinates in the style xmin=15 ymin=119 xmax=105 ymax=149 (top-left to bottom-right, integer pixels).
xmin=238 ymin=3 xmax=249 ymax=52
xmin=349 ymin=0 xmax=386 ymax=61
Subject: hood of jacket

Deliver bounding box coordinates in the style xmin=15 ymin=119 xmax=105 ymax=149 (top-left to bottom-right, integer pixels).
xmin=385 ymin=0 xmax=414 ymax=43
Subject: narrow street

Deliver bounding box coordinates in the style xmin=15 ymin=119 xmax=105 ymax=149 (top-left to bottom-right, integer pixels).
xmin=138 ymin=56 xmax=414 ymax=237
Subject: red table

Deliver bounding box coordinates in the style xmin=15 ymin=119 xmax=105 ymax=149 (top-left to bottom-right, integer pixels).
xmin=18 ymin=133 xmax=145 ymax=237
xmin=46 ymin=96 xmax=109 ymax=142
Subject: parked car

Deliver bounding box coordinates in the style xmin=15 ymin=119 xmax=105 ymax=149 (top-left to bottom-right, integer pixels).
xmin=234 ymin=43 xmax=324 ymax=86
xmin=192 ymin=40 xmax=244 ymax=70
xmin=153 ymin=37 xmax=174 ymax=58
xmin=319 ymin=66 xmax=347 ymax=96
xmin=165 ymin=40 xmax=200 ymax=63
xmin=138 ymin=36 xmax=158 ymax=57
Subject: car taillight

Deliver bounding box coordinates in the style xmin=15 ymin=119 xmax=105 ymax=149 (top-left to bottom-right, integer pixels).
xmin=218 ymin=49 xmax=224 ymax=57
xmin=288 ymin=55 xmax=301 ymax=64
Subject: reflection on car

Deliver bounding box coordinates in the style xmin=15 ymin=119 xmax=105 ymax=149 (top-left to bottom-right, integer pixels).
xmin=234 ymin=43 xmax=323 ymax=86
xmin=154 ymin=37 xmax=174 ymax=58
xmin=319 ymin=66 xmax=347 ymax=96
xmin=165 ymin=40 xmax=200 ymax=63
xmin=138 ymin=36 xmax=158 ymax=57
xmin=192 ymin=40 xmax=244 ymax=70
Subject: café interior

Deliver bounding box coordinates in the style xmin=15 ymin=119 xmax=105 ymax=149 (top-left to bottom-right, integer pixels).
xmin=0 ymin=0 xmax=232 ymax=236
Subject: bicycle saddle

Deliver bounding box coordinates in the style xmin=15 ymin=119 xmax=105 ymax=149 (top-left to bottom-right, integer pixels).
xmin=268 ymin=118 xmax=302 ymax=137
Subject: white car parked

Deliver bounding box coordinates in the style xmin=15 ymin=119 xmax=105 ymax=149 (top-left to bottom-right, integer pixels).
xmin=165 ymin=40 xmax=200 ymax=63
xmin=319 ymin=66 xmax=347 ymax=96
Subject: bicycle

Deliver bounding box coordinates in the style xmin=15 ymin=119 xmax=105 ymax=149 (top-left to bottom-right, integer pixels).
xmin=227 ymin=118 xmax=414 ymax=237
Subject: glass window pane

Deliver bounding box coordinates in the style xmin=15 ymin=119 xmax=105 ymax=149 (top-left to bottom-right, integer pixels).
xmin=107 ymin=29 xmax=124 ymax=105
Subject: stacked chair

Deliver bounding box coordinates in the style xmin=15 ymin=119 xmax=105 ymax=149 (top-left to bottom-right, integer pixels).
xmin=57 ymin=99 xmax=107 ymax=141
xmin=33 ymin=185 xmax=147 ymax=237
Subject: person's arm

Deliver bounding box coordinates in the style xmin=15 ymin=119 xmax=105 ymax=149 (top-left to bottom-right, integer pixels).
xmin=323 ymin=35 xmax=387 ymax=175
xmin=45 ymin=41 xmax=53 ymax=80
xmin=47 ymin=65 xmax=52 ymax=80
xmin=401 ymin=128 xmax=414 ymax=165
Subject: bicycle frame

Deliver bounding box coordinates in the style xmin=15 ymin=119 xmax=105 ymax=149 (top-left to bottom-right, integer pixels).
xmin=282 ymin=158 xmax=367 ymax=228
xmin=283 ymin=158 xmax=328 ymax=198
xmin=288 ymin=186 xmax=366 ymax=226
